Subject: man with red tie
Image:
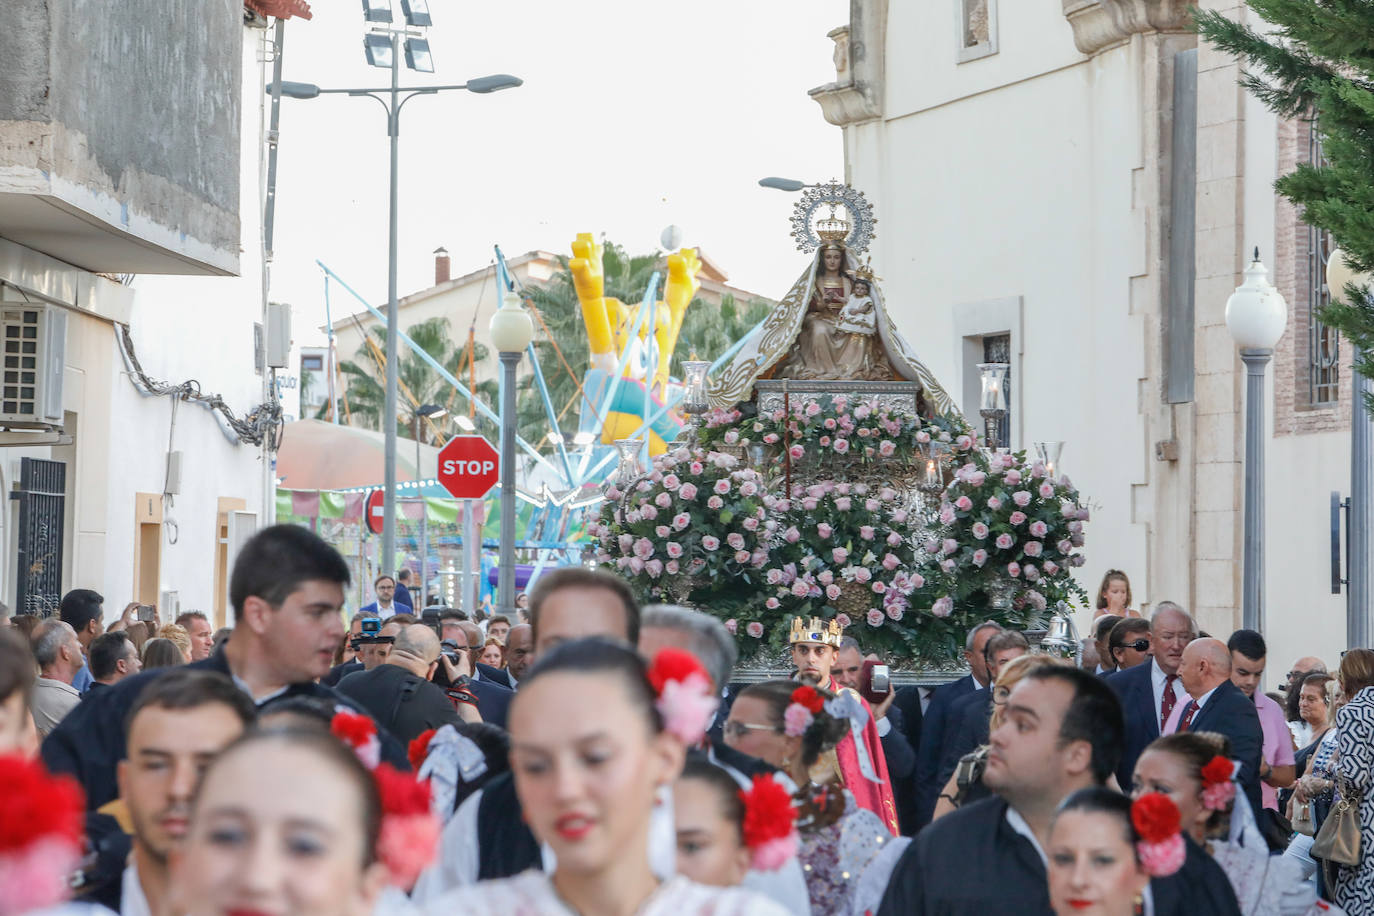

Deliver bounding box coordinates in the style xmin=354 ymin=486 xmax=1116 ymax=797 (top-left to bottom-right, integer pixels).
xmin=1104 ymin=602 xmax=1194 ymax=789
xmin=1166 ymin=637 xmax=1264 ymax=819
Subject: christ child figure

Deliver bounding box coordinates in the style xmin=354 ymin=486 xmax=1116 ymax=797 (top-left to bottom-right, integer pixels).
xmin=837 ymin=279 xmax=877 ymax=335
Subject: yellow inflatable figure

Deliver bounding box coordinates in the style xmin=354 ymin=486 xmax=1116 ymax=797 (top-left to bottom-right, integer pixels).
xmin=569 ymin=233 xmax=701 ymax=454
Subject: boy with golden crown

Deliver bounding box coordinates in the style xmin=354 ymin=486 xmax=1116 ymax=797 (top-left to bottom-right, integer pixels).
xmin=789 ymin=615 xmax=898 ymax=834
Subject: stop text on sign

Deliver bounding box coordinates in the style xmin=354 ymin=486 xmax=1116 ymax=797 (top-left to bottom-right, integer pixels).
xmin=442 ymin=458 xmax=496 ymax=476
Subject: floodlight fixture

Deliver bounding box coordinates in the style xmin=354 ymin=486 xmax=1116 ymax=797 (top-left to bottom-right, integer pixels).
xmin=361 ymin=0 xmax=392 ymax=22
xmin=455 ymin=415 xmax=476 ymax=431
xmin=405 ymin=37 xmax=434 ymax=73
xmin=265 ymin=81 xmax=321 ymax=99
xmin=416 ymin=403 xmax=447 ymax=420
xmin=548 ymin=432 xmax=565 ymax=445
xmin=364 ymin=33 xmax=394 ymax=69
xmin=759 ymin=176 xmax=807 ymax=192
xmin=465 ymin=74 xmax=523 ymax=94
xmin=401 ymin=0 xmax=432 ymax=26
xmin=572 ymin=431 xmax=596 ymax=447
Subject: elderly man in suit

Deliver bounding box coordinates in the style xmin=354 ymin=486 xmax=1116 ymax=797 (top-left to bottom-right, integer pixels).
xmin=1105 ymin=602 xmax=1194 ymax=791
xmin=1163 ymin=637 xmax=1265 ymax=818
xmin=912 ymin=620 xmax=1003 ymax=829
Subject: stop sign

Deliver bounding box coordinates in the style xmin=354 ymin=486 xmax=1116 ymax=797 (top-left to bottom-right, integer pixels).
xmin=365 ymin=488 xmax=385 ymax=534
xmin=437 ymin=435 xmax=501 ymax=499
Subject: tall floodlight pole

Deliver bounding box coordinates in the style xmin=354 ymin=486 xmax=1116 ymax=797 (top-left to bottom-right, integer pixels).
xmin=490 ymin=288 xmax=534 ymax=615
xmin=267 ymin=0 xmax=519 ymax=576
xmin=1327 ymin=248 xmax=1374 ymax=647
xmin=1224 ymin=250 xmax=1287 ymax=634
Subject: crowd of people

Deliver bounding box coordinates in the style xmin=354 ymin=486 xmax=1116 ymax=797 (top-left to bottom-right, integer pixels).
xmin=0 ymin=543 xmax=1366 ymax=915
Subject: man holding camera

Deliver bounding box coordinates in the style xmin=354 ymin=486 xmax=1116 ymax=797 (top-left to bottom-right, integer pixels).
xmin=835 ymin=638 xmax=915 ymax=811
xmin=336 ymin=624 xmax=476 ymax=743
xmin=790 ymin=617 xmax=898 ymax=834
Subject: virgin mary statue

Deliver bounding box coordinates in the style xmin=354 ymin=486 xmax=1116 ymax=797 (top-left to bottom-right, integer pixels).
xmin=707 ymin=195 xmax=955 ymax=415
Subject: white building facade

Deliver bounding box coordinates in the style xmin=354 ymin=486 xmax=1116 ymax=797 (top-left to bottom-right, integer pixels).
xmin=0 ymin=3 xmax=302 ymax=626
xmin=811 ymin=0 xmax=1350 ymax=674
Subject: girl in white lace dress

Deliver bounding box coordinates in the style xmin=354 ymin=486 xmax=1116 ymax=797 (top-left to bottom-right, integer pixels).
xmin=422 ymin=639 xmax=790 ymax=916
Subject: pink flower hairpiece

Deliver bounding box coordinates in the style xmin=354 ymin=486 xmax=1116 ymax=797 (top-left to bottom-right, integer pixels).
xmin=739 ymin=774 xmax=799 ymax=871
xmin=1200 ymin=755 xmax=1237 ymax=811
xmin=648 ymin=648 xmax=717 ymax=745
xmin=0 ymin=755 xmax=85 ymax=916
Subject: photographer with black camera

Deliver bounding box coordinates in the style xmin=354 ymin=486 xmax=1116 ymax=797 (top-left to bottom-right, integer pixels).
xmin=335 ymin=623 xmax=478 ymax=743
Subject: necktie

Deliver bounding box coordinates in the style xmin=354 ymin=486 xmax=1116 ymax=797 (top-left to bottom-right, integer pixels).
xmin=1160 ymin=674 xmax=1178 ymax=731
xmin=1178 ymin=700 xmax=1198 ymax=732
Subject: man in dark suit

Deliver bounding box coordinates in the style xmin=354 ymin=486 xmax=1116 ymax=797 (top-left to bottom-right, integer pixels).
xmin=336 ymin=624 xmax=464 ymax=743
xmin=934 ymin=630 xmax=1030 ymax=798
xmin=890 ymin=683 xmax=926 ymax=833
xmin=912 ymin=620 xmax=1003 ymax=829
xmin=445 ymin=618 xmax=513 ymax=689
xmin=832 ymin=639 xmax=917 ymax=791
xmin=878 ymin=666 xmax=1240 ymax=916
xmin=1106 ymin=602 xmax=1194 ymax=790
xmin=1169 ymin=637 xmax=1265 ymax=817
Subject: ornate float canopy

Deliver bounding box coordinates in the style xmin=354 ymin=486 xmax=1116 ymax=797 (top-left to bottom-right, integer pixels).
xmin=788 ymin=180 xmax=877 ymax=255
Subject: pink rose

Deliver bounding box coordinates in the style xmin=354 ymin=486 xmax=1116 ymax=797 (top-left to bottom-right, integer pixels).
xmin=617 ymin=533 xmax=633 ymax=553
xmin=987 ymin=496 xmax=1003 ymax=510
xmin=860 ymin=525 xmax=876 ymax=540
xmin=672 ymin=512 xmax=691 ymax=530
xmin=854 ymin=567 xmax=873 ymax=583
xmin=941 ymin=558 xmax=956 ymax=573
xmin=1024 ymin=564 xmax=1040 ymax=581
xmin=972 ymin=549 xmax=988 ymax=567
xmin=834 ymin=439 xmax=850 ymax=454
xmin=1043 ymin=560 xmax=1060 ymax=575
xmin=735 ymin=549 xmax=751 ymax=563
xmin=713 ymin=479 xmax=731 ymax=496
xmin=666 ymin=560 xmax=680 ymax=575
xmin=791 ymin=580 xmax=810 ymax=598
xmin=942 ymin=538 xmax=958 ymax=556
xmin=746 ymin=622 xmax=764 ymax=638
xmin=656 ymin=525 xmax=670 ymax=538
xmin=726 ymin=532 xmax=745 ymax=550
xmin=666 ymin=542 xmax=684 ymax=559
xmin=805 ymin=402 xmax=821 ymax=417
xmin=1005 ymin=469 xmax=1022 ymax=485
xmin=1009 ymin=511 xmax=1027 ymax=526
xmin=916 ymin=430 xmax=931 ymax=444
xmin=701 ymin=536 xmax=720 ymax=551
xmin=972 ymin=522 xmax=989 ymax=540
xmin=743 ymin=516 xmax=759 ymax=530
xmin=826 ymin=584 xmax=842 ymax=600
xmin=819 ymin=436 xmax=831 ymax=447
xmin=995 ymin=533 xmax=1014 ymax=550
xmin=888 ymin=532 xmax=903 ymax=547
xmin=633 ymin=538 xmax=655 ymax=559
xmin=817 ymin=523 xmax=833 ymax=539
xmin=832 ymin=547 xmax=849 ymax=564
xmin=886 ymin=604 xmax=904 ymax=621
xmin=740 ymin=481 xmax=758 ymax=497
xmin=765 ymin=596 xmax=780 ymax=609
xmin=1012 ymin=490 xmax=1032 ymax=507
xmin=789 ymin=445 xmax=804 ymax=460
xmin=824 ymin=417 xmax=836 ymax=429
xmin=940 ymin=505 xmax=956 ymax=525
xmin=836 ymin=613 xmax=852 ymax=628
xmin=871 ymin=581 xmax=887 ymax=595
xmin=1007 ymin=562 xmax=1021 ymax=578
xmin=707 ymin=496 xmax=724 ymax=510
xmin=882 ymin=553 xmax=901 ymax=571
xmin=644 ymin=559 xmax=663 ymax=578
xmin=955 ymin=435 xmax=973 ymax=450
xmin=1057 ymin=539 xmax=1073 ymax=554
xmin=678 ymin=483 xmax=698 ymax=500
xmin=866 ymin=610 xmax=885 ymax=627
xmin=967 ymin=471 xmax=987 ymax=487
xmin=879 ymin=440 xmax=896 ymax=457
xmin=1023 ymin=540 xmax=1043 ymax=557
xmin=955 ymin=495 xmax=973 ymax=512
xmin=784 ymin=527 xmax=801 ymax=543
xmin=724 ymin=618 xmax=738 ymax=634
xmin=1029 ymin=520 xmax=1048 ymax=537
xmin=628 ymin=557 xmax=645 ymax=574
xmin=802 ymin=497 xmax=818 ymax=511
xmin=662 ymin=474 xmax=680 ymax=490
xmin=818 ymin=570 xmax=834 ymax=586
xmin=640 ymin=506 xmax=658 ymax=520
xmin=835 ymin=497 xmax=852 ymax=511
xmin=1039 ymin=482 xmax=1055 ymax=498
xmin=931 ymin=596 xmax=954 ymax=617
xmin=892 ymin=509 xmax=909 ymax=524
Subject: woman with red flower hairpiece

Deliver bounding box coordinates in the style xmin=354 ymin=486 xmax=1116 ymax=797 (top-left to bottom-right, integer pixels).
xmin=1134 ymin=731 xmax=1333 ymax=916
xmin=0 ymin=753 xmax=85 ymax=916
xmin=1047 ymin=787 xmax=1180 ymax=915
xmin=723 ymin=679 xmax=910 ymax=916
xmin=421 ymin=638 xmax=790 ymax=915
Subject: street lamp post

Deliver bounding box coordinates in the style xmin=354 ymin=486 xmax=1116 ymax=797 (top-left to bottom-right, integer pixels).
xmin=267 ymin=10 xmax=520 ymax=581
xmin=412 ymin=403 xmax=446 ymax=606
xmin=489 ymin=288 xmax=534 ymax=616
xmin=1225 ymin=249 xmax=1288 ymax=634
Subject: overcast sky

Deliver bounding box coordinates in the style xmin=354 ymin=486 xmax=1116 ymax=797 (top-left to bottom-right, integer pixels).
xmin=267 ymin=1 xmax=847 ymax=345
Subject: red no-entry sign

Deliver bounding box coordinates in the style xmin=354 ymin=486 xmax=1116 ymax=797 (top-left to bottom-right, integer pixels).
xmin=365 ymin=488 xmax=386 ymax=534
xmin=437 ymin=435 xmax=501 ymax=499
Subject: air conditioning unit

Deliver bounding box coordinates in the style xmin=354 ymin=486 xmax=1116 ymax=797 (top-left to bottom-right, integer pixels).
xmin=0 ymin=304 xmax=65 ymax=429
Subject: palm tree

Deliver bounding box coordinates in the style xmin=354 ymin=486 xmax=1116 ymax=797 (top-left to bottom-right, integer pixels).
xmin=337 ymin=316 xmax=498 ymax=442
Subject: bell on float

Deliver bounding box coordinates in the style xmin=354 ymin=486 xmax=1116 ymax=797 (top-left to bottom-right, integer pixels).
xmin=1040 ymin=603 xmax=1081 ymax=661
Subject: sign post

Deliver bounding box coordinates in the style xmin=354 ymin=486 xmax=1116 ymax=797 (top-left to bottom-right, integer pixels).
xmin=437 ymin=436 xmax=501 ymax=612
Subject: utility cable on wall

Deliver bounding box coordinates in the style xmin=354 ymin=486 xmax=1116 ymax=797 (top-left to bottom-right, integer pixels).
xmin=116 ymin=323 xmax=283 ymax=449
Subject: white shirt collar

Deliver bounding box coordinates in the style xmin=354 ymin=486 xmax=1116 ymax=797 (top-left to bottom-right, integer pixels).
xmin=1004 ymin=805 xmax=1048 ymax=868
xmin=1151 ymin=658 xmax=1176 ymax=687
xmin=121 ymin=862 xmax=152 ymax=916
xmin=971 ymin=674 xmax=987 ymax=691
xmin=1190 ymin=683 xmax=1220 ymax=710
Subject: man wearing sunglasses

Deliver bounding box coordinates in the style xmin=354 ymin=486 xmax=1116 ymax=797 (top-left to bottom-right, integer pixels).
xmin=1107 ymin=617 xmax=1152 ymax=671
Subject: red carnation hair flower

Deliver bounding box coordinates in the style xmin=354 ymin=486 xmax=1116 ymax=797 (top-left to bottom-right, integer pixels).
xmin=647 ymin=647 xmax=709 ymax=694
xmin=1131 ymin=791 xmax=1182 ymax=844
xmin=408 ymin=728 xmax=437 ymax=772
xmin=739 ymin=774 xmax=799 ymax=870
xmin=375 ymin=762 xmax=432 ymax=818
xmin=331 ymin=710 xmax=377 ymax=747
xmin=0 ymin=754 xmax=84 ymax=853
xmin=372 ymin=763 xmax=438 ymax=888
xmin=1200 ymin=755 xmax=1234 ymax=786
xmin=790 ymin=685 xmax=825 ymax=714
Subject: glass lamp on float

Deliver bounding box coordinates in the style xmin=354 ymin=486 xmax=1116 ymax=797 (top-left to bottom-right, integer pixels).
xmin=919 ymin=440 xmax=942 ymax=492
xmin=679 ymin=360 xmax=711 ymax=444
xmin=978 ymin=362 xmax=1009 ymax=453
xmin=613 ymin=438 xmax=645 ymax=489
xmin=1034 ymin=441 xmax=1064 ymax=479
